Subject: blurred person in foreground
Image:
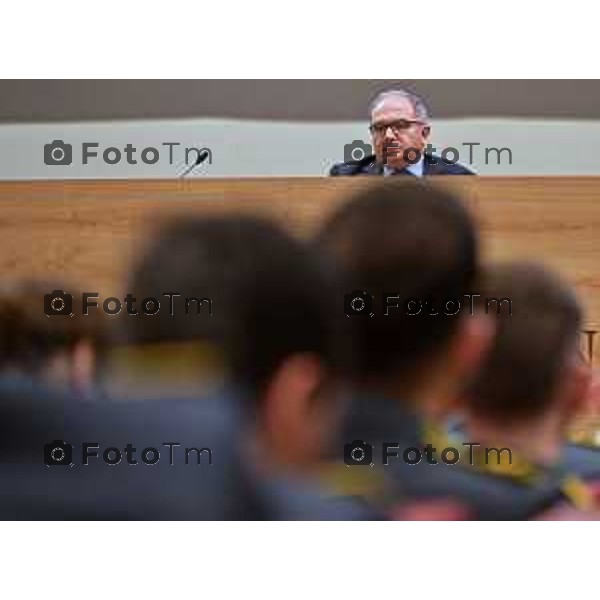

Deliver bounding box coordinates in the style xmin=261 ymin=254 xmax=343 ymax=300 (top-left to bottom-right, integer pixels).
xmin=316 ymin=180 xmax=493 ymax=514
xmin=0 ymin=275 xmax=243 ymax=519
xmin=119 ymin=215 xmax=375 ymax=519
xmin=448 ymin=263 xmax=600 ymax=518
xmin=1 ymin=216 xmax=364 ymax=519
xmin=0 ymin=280 xmax=107 ymax=399
xmin=329 ymin=88 xmax=474 ymax=177
xmin=0 ymin=280 xmax=131 ymax=518
xmin=568 ymin=362 xmax=600 ymax=470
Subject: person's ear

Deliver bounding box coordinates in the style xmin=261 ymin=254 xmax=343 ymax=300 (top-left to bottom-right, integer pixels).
xmin=422 ymin=125 xmax=431 ymax=139
xmin=261 ymin=353 xmax=326 ymax=444
xmin=584 ymin=369 xmax=600 ymax=414
xmin=450 ymin=313 xmax=496 ymax=381
xmin=439 ymin=314 xmax=495 ymax=414
xmin=71 ymin=339 xmax=96 ymax=396
xmin=562 ymin=355 xmax=592 ymax=418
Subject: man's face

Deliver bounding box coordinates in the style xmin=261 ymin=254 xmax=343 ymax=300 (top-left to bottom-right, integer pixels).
xmin=370 ymin=97 xmax=430 ymax=170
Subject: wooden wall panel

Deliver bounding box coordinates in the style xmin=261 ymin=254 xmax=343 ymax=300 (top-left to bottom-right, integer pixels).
xmin=0 ymin=177 xmax=598 ymax=359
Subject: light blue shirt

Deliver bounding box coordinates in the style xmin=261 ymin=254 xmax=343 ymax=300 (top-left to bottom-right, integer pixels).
xmin=383 ymin=157 xmax=424 ymax=177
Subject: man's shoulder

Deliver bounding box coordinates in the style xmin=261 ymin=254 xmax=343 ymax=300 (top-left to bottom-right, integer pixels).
xmin=329 ymin=154 xmax=475 ymax=176
xmin=329 ymin=154 xmax=380 ymax=177
xmin=564 ymin=443 xmax=600 ymax=482
xmin=401 ymin=461 xmax=565 ymax=519
xmin=424 ymin=155 xmax=475 ymax=175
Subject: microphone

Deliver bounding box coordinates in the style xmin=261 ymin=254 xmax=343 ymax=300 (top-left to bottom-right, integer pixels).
xmin=180 ymin=149 xmax=210 ymax=178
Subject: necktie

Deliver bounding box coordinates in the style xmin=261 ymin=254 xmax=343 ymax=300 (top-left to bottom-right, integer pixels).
xmin=384 ymin=166 xmax=414 ymax=177
xmin=391 ymin=167 xmax=414 ymax=176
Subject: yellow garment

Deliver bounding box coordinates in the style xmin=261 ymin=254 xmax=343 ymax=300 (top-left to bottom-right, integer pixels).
xmin=426 ymin=420 xmax=598 ymax=510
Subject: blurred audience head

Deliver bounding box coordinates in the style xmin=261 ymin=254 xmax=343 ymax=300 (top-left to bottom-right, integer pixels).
xmin=222 ymin=217 xmax=349 ymax=471
xmin=127 ymin=214 xmax=348 ymax=471
xmin=465 ymin=262 xmax=589 ymax=431
xmin=316 ymin=180 xmax=491 ymax=416
xmin=0 ymin=280 xmax=107 ymax=397
xmin=120 ymin=215 xmax=254 ymax=396
xmin=127 ymin=216 xmax=253 ymax=347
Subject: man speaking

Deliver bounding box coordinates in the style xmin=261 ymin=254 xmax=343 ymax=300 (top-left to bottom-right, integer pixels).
xmin=330 ymin=88 xmax=474 ymax=177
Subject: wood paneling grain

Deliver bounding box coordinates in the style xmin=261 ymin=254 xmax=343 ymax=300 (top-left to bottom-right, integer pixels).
xmin=1 ymin=177 xmax=598 ymax=359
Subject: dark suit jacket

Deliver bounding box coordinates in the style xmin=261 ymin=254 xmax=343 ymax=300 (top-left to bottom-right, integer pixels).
xmin=0 ymin=376 xmax=374 ymax=520
xmin=340 ymin=395 xmax=577 ymax=519
xmin=564 ymin=444 xmax=600 ymax=482
xmin=0 ymin=376 xmax=249 ymax=519
xmin=329 ymin=154 xmax=475 ymax=176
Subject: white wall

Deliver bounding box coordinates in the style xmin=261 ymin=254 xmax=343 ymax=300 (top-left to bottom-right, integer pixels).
xmin=0 ymin=117 xmax=598 ymax=179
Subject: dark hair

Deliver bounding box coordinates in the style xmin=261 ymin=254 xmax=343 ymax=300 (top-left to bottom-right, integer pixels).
xmin=126 ymin=216 xmax=259 ymax=346
xmin=316 ymin=180 xmax=478 ymax=381
xmin=466 ymin=262 xmax=583 ymax=423
xmin=0 ymin=280 xmax=107 ymax=373
xmin=127 ymin=215 xmax=347 ymax=398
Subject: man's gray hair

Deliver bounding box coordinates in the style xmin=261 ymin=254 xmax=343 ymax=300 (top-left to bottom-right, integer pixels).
xmin=369 ymin=89 xmax=430 ymax=122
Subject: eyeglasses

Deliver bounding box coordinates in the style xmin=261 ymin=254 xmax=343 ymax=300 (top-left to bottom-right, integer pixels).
xmin=369 ymin=119 xmax=425 ymax=136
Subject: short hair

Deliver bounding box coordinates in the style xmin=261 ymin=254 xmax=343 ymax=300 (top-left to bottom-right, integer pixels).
xmin=466 ymin=262 xmax=583 ymax=423
xmin=126 ymin=216 xmax=257 ymax=345
xmin=369 ymin=89 xmax=430 ymax=122
xmin=316 ymin=180 xmax=478 ymax=381
xmin=0 ymin=280 xmax=107 ymax=373
xmin=223 ymin=219 xmax=348 ymax=399
xmin=127 ymin=215 xmax=347 ymax=399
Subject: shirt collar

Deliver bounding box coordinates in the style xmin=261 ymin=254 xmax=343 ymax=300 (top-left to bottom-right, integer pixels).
xmin=383 ymin=157 xmax=424 ymax=177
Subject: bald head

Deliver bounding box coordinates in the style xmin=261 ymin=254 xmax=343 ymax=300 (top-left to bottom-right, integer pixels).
xmin=369 ymin=89 xmax=430 ymax=122
xmin=368 ymin=89 xmax=431 ymax=170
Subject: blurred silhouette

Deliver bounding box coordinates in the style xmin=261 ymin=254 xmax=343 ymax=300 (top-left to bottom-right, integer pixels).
xmin=0 ymin=215 xmax=369 ymax=519
xmin=7 ymin=186 xmax=598 ymax=519
xmin=120 ymin=215 xmax=371 ymax=519
xmin=450 ymin=262 xmax=600 ymax=518
xmin=316 ymin=180 xmax=491 ymax=514
xmin=0 ymin=280 xmax=108 ymax=399
xmin=0 ymin=278 xmax=244 ymax=519
xmin=0 ymin=376 xmax=243 ymax=519
xmin=568 ymin=368 xmax=600 ymax=451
